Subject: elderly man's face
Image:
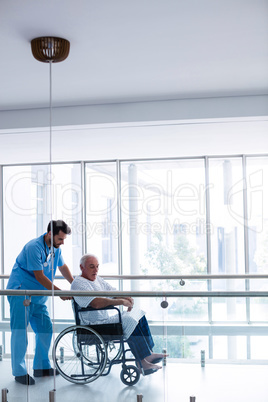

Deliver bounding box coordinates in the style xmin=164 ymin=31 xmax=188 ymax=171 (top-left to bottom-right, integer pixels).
xmin=81 ymin=256 xmax=99 ymax=281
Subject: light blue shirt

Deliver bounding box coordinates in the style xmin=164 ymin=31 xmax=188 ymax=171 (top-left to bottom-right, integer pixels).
xmin=7 ymin=233 xmax=64 ymax=304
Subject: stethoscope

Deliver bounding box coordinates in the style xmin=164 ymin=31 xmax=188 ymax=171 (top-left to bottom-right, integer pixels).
xmin=43 ymin=235 xmax=55 ymax=267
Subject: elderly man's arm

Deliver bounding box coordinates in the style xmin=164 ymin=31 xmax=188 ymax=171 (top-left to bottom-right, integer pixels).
xmin=90 ymin=297 xmax=133 ymax=310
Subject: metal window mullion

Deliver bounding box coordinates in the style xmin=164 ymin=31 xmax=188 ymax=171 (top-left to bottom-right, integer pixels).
xmin=205 ymin=157 xmax=212 ymax=327
xmin=81 ymin=161 xmax=86 ymax=255
xmin=0 ymin=165 xmax=3 ymax=276
xmin=116 ymin=160 xmax=123 ymax=291
xmin=242 ymin=155 xmax=250 ymax=324
xmin=0 ymin=165 xmax=4 ymax=324
xmin=247 ymin=334 xmax=251 ymax=360
xmin=209 ymin=332 xmax=213 ymax=360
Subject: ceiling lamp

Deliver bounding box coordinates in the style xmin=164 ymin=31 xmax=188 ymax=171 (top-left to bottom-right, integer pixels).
xmin=31 ymin=36 xmax=70 ymax=63
xmin=30 ymin=36 xmax=70 ymax=333
xmin=30 ymin=35 xmax=70 ymax=237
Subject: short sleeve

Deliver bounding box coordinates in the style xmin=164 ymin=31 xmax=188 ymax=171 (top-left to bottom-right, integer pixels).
xmin=57 ymin=250 xmax=65 ymax=267
xmin=27 ymin=243 xmax=44 ymax=272
xmin=100 ymin=277 xmax=116 ymax=292
xmin=71 ymin=277 xmax=95 ymax=307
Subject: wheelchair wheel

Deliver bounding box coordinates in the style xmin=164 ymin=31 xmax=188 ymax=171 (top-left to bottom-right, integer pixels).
xmin=120 ymin=365 xmax=140 ymax=386
xmin=73 ymin=333 xmax=122 ymax=363
xmin=106 ymin=340 xmax=123 ymax=362
xmin=53 ymin=325 xmax=107 ymax=384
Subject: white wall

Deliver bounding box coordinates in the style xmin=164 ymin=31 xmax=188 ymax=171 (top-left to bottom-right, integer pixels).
xmin=0 ymin=95 xmax=268 ymax=130
xmin=0 ymin=95 xmax=267 ymax=165
xmin=0 ymin=117 xmax=267 ymax=165
xmin=0 ymin=95 xmax=267 ymax=130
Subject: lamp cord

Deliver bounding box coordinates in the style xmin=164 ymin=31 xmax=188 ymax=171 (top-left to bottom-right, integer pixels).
xmin=49 ymin=59 xmax=56 ymax=390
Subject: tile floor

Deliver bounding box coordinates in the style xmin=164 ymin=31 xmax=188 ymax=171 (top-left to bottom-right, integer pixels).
xmin=0 ymin=359 xmax=267 ymax=402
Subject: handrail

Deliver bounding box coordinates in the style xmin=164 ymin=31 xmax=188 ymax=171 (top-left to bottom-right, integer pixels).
xmin=102 ymin=274 xmax=268 ymax=280
xmin=1 ymin=289 xmax=268 ymax=297
xmin=1 ymin=274 xmax=268 ymax=280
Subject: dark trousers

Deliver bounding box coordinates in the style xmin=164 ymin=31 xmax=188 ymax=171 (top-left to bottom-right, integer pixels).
xmin=127 ymin=315 xmax=154 ymax=361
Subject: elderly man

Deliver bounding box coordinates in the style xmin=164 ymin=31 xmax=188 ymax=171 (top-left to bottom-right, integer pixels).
xmin=71 ymin=253 xmax=167 ymax=375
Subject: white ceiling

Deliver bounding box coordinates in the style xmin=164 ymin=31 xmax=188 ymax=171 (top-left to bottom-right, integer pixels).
xmin=0 ymin=0 xmax=268 ymax=111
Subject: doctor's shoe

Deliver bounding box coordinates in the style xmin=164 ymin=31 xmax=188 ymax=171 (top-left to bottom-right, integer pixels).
xmin=33 ymin=368 xmax=60 ymax=377
xmin=15 ymin=374 xmax=35 ymax=385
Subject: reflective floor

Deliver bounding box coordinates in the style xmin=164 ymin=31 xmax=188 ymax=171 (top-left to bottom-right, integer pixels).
xmin=1 ymin=359 xmax=267 ymax=402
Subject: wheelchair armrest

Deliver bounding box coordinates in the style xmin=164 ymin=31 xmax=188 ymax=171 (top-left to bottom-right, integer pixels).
xmin=72 ymin=300 xmax=122 ymax=325
xmin=79 ymin=305 xmax=120 ymax=312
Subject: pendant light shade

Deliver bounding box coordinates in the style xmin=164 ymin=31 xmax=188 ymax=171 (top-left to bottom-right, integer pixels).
xmin=31 ymin=37 xmax=70 ymax=63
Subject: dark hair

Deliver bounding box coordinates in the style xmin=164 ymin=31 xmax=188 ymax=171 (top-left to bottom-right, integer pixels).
xmin=47 ymin=220 xmax=71 ymax=236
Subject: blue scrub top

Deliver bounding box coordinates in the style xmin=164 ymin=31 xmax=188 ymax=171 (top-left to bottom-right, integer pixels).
xmin=7 ymin=233 xmax=65 ymax=304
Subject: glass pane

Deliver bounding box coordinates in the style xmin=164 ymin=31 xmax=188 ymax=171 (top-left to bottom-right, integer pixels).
xmin=209 ymin=157 xmax=245 ymax=276
xmin=251 ymin=336 xmax=268 ymax=359
xmin=250 ymin=297 xmax=268 ymax=321
xmin=85 ymin=162 xmax=118 ymax=275
xmin=246 ymin=157 xmax=268 ymax=272
xmin=120 ymin=159 xmax=208 ymax=321
xmin=246 ymin=157 xmax=268 ymax=322
xmin=3 ymin=163 xmax=83 ymax=276
xmin=211 ymin=297 xmax=247 ymax=322
xmin=213 ymin=336 xmax=247 ymax=359
xmin=208 ymin=158 xmax=245 ymax=321
xmin=3 ymin=163 xmax=82 ymax=324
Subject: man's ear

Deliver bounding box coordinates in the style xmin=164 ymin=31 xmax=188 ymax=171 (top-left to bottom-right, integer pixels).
xmin=80 ymin=264 xmax=86 ymax=278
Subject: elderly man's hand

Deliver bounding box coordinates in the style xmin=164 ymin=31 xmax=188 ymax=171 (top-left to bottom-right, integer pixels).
xmin=60 ymin=296 xmax=73 ymax=301
xmin=123 ymin=297 xmax=134 ymax=311
xmin=125 ymin=297 xmax=134 ymax=305
xmin=121 ymin=298 xmax=134 ymax=311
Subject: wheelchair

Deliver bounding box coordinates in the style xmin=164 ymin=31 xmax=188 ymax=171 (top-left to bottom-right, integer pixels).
xmin=53 ymin=301 xmax=141 ymax=386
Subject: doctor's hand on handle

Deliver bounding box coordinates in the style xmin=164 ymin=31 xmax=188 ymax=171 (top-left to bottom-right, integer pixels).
xmin=34 ymin=268 xmax=74 ymax=301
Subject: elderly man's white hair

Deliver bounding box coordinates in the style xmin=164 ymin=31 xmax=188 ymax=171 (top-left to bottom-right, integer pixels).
xmin=80 ymin=253 xmax=99 ymax=269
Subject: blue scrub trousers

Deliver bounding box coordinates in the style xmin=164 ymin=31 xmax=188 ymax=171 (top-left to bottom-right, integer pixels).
xmin=8 ymin=296 xmax=53 ymax=376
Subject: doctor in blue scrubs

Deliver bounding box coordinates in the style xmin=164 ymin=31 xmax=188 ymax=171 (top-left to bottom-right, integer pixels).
xmin=7 ymin=220 xmax=74 ymax=385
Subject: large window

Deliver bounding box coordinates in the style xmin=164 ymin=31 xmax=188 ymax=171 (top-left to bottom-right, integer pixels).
xmin=1 ymin=154 xmax=268 ymax=360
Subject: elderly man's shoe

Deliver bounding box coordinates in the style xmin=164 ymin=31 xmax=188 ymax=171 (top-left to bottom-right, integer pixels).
xmin=33 ymin=368 xmax=59 ymax=377
xmin=143 ymin=368 xmax=158 ymax=376
xmin=15 ymin=374 xmax=35 ymax=385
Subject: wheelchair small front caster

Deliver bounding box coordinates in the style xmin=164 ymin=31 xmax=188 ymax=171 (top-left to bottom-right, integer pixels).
xmin=120 ymin=365 xmax=140 ymax=386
